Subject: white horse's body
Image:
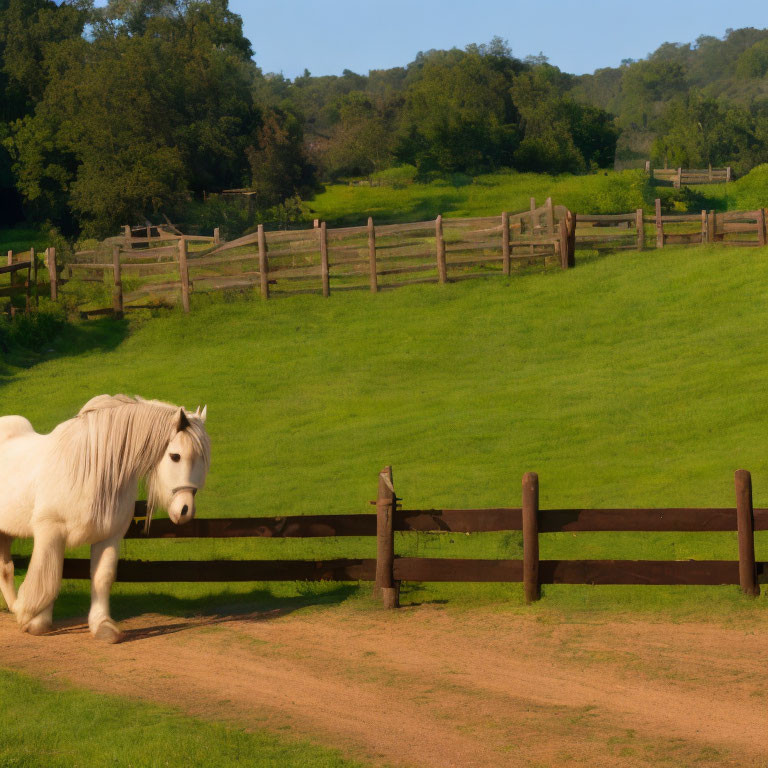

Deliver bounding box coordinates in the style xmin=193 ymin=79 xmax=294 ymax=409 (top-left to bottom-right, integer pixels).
xmin=0 ymin=395 xmax=210 ymax=642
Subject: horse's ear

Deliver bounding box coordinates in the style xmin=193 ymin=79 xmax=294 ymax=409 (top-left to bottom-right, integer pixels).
xmin=177 ymin=408 xmax=190 ymax=432
xmin=200 ymin=405 xmax=207 ymax=423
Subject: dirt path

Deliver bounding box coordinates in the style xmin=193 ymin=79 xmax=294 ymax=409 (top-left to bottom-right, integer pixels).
xmin=1 ymin=603 xmax=767 ymax=767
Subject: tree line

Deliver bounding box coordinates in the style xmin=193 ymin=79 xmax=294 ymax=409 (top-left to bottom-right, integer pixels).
xmin=1 ymin=1 xmax=767 ymax=240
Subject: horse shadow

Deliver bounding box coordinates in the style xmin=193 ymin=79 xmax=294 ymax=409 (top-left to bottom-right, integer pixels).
xmin=49 ymin=583 xmax=361 ymax=644
xmin=0 ymin=317 xmax=129 ymax=390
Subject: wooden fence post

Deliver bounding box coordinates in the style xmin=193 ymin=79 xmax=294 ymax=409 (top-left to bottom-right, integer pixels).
xmin=701 ymin=210 xmax=708 ymax=244
xmin=123 ymin=225 xmax=132 ymax=250
xmin=6 ymin=251 xmax=13 ymax=306
xmin=757 ymin=208 xmax=766 ymax=248
xmin=522 ymin=472 xmax=540 ymax=603
xmin=257 ymin=224 xmax=270 ymax=299
xmin=635 ymin=209 xmax=644 ymax=251
xmin=726 ymin=166 xmax=732 ymax=183
xmin=545 ymin=197 xmax=554 ymax=236
xmin=708 ymin=210 xmax=716 ymax=243
xmin=435 ymin=215 xmax=447 ymax=283
xmin=501 ymin=211 xmax=510 ymax=276
xmin=112 ymin=245 xmax=123 ymax=319
xmin=213 ymin=227 xmax=220 ymax=246
xmin=177 ymin=237 xmax=190 ymax=313
xmin=367 ymin=216 xmax=378 ymax=293
xmin=655 ymin=199 xmax=664 ymax=248
xmin=566 ymin=209 xmax=576 ymax=268
xmin=319 ymin=221 xmax=330 ymax=297
xmin=374 ymin=466 xmax=398 ymax=608
xmin=30 ymin=247 xmax=38 ymax=307
xmin=675 ymin=167 xmax=682 ymax=188
xmin=529 ymin=197 xmax=536 ymax=255
xmin=24 ymin=259 xmax=30 ymax=315
xmin=47 ymin=247 xmax=57 ymax=301
xmin=558 ymin=217 xmax=568 ymax=270
xmin=735 ymin=470 xmax=759 ymax=597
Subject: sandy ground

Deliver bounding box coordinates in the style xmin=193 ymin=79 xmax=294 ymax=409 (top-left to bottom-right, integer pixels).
xmin=1 ymin=602 xmax=767 ymax=768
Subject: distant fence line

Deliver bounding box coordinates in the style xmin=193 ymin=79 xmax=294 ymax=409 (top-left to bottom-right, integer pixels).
xmin=12 ymin=468 xmax=763 ymax=607
xmin=3 ymin=196 xmax=767 ymax=319
xmin=644 ymin=161 xmax=732 ymax=187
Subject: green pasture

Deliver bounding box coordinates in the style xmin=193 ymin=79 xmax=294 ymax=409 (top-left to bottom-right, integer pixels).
xmin=2 ymin=240 xmax=768 ymax=617
xmin=308 ymin=169 xmax=654 ymax=226
xmin=0 ymin=667 xmax=363 ymax=768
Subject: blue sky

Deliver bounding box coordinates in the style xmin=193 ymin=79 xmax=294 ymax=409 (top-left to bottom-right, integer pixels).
xmin=86 ymin=1 xmax=767 ymax=79
xmin=229 ymin=0 xmax=767 ymax=78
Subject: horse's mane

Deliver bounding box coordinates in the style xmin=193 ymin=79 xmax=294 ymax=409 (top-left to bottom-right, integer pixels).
xmin=54 ymin=395 xmax=210 ymax=525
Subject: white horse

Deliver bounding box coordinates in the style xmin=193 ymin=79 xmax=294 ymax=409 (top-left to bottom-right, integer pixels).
xmin=0 ymin=395 xmax=210 ymax=642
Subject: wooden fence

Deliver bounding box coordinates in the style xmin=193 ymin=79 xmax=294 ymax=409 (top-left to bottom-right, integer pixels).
xmin=651 ymin=202 xmax=766 ymax=248
xmin=645 ymin=162 xmax=732 ymax=187
xmin=0 ymin=246 xmax=59 ymax=316
xmin=67 ymin=199 xmax=576 ymax=314
xmin=13 ymin=468 xmax=764 ymax=608
xmin=8 ymin=197 xmax=767 ymax=319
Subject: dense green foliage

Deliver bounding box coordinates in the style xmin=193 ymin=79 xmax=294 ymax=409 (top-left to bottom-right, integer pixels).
xmin=0 ymin=667 xmax=364 ymax=768
xmin=573 ymin=28 xmax=768 ymax=171
xmin=0 ymin=0 xmax=312 ymax=237
xmin=1 ymin=3 xmax=767 ymax=241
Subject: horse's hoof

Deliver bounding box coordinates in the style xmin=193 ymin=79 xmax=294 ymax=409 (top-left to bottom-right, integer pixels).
xmin=94 ymin=620 xmax=123 ymax=644
xmin=24 ymin=619 xmax=52 ymax=636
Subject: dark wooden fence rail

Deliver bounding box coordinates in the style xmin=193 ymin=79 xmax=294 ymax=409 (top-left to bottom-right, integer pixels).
xmin=12 ymin=468 xmax=764 ymax=608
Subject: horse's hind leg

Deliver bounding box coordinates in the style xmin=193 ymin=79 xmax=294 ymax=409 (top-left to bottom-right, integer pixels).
xmin=0 ymin=534 xmax=16 ymax=611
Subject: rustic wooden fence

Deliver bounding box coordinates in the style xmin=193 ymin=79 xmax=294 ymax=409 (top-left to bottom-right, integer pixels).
xmin=645 ymin=162 xmax=732 ymax=187
xmin=66 ymin=199 xmax=576 ymax=315
xmin=0 ymin=246 xmax=60 ymax=316
xmin=13 ymin=468 xmax=763 ymax=608
xmin=8 ymin=197 xmax=767 ymax=319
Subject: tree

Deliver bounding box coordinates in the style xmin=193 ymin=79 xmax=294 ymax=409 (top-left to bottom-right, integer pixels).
xmin=396 ymin=42 xmax=522 ymax=174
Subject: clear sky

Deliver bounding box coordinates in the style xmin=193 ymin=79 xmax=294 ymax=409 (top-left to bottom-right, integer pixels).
xmin=227 ymin=0 xmax=767 ymax=79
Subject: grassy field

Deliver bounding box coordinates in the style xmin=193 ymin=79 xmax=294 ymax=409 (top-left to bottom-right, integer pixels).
xmin=2 ymin=241 xmax=768 ymax=617
xmin=0 ymin=667 xmax=364 ymax=768
xmin=308 ymin=169 xmax=653 ymax=226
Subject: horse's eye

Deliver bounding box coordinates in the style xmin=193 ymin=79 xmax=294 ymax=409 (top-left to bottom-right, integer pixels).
xmin=169 ymin=453 xmax=181 ymax=463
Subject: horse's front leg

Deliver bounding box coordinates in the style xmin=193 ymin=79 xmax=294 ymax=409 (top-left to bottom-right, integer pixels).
xmin=14 ymin=522 xmax=65 ymax=635
xmin=89 ymin=534 xmax=123 ymax=643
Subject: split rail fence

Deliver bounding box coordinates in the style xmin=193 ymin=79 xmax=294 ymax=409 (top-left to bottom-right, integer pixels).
xmin=645 ymin=162 xmax=732 ymax=187
xmin=1 ymin=246 xmax=59 ymax=316
xmin=7 ymin=198 xmax=768 ymax=319
xmin=13 ymin=468 xmax=764 ymax=607
xmin=67 ymin=199 xmax=576 ymax=316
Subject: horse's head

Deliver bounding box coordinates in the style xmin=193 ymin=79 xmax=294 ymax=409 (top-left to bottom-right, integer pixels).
xmin=153 ymin=406 xmax=210 ymax=525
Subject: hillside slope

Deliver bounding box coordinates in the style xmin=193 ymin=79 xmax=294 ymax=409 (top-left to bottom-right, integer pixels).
xmin=3 ymin=243 xmax=768 ymax=610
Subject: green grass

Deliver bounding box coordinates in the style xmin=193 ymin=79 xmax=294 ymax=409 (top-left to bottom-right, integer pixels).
xmin=0 ymin=224 xmax=48 ymax=254
xmin=0 ymin=667 xmax=365 ymax=768
xmin=308 ymin=169 xmax=653 ymax=226
xmin=4 ymin=242 xmax=768 ymax=617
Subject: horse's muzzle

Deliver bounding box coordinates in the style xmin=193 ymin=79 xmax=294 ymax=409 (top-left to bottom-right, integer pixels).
xmin=168 ymin=486 xmax=197 ymax=525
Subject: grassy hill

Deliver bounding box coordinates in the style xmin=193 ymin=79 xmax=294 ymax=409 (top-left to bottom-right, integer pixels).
xmin=3 ymin=241 xmax=768 ymax=616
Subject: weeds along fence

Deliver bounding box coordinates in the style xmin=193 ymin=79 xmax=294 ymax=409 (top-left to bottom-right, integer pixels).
xmin=13 ymin=468 xmax=764 ymax=608
xmin=645 ymin=161 xmax=732 ymax=187
xmin=66 ymin=199 xmax=576 ymax=316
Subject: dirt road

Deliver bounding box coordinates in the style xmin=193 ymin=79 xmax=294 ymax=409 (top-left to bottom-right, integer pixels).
xmin=1 ymin=601 xmax=766 ymax=767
